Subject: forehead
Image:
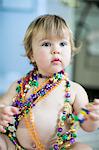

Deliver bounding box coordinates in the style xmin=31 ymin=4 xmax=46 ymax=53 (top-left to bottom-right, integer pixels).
xmin=33 ymin=26 xmax=70 ymax=41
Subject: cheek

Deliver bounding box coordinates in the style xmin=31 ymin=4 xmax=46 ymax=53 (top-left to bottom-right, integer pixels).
xmin=34 ymin=51 xmax=49 ymax=64
xmin=63 ymin=48 xmax=71 ymax=58
xmin=63 ymin=49 xmax=71 ymax=63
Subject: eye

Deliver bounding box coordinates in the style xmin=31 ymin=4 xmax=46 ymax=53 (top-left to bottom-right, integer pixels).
xmin=60 ymin=42 xmax=67 ymax=47
xmin=41 ymin=42 xmax=51 ymax=47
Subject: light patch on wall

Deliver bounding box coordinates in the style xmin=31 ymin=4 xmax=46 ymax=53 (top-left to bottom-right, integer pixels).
xmin=0 ymin=0 xmax=36 ymax=12
xmin=87 ymin=30 xmax=99 ymax=56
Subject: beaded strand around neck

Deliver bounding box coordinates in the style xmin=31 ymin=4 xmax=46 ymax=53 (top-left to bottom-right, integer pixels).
xmin=24 ymin=73 xmax=78 ymax=150
xmin=3 ymin=68 xmax=89 ymax=150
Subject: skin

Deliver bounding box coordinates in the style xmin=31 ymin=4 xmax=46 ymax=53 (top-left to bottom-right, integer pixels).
xmin=31 ymin=28 xmax=71 ymax=76
xmin=0 ymin=27 xmax=99 ymax=150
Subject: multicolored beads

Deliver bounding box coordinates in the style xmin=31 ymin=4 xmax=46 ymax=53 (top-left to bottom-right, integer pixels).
xmin=78 ymin=108 xmax=90 ymax=124
xmin=1 ymin=68 xmax=90 ymax=150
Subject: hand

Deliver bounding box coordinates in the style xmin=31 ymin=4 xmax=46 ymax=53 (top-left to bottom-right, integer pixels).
xmin=0 ymin=105 xmax=19 ymax=133
xmin=86 ymin=99 xmax=99 ymax=122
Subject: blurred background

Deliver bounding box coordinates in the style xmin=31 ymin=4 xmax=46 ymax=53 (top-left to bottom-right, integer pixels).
xmin=0 ymin=0 xmax=99 ymax=149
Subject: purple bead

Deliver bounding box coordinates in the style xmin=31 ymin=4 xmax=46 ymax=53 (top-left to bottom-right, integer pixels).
xmin=17 ymin=80 xmax=22 ymax=84
xmin=63 ymin=111 xmax=66 ymax=114
xmin=27 ymin=98 xmax=31 ymax=101
xmin=40 ymin=89 xmax=45 ymax=95
xmin=79 ymin=118 xmax=85 ymax=124
xmin=13 ymin=140 xmax=17 ymax=144
xmin=65 ymin=131 xmax=69 ymax=135
xmin=15 ymin=100 xmax=23 ymax=107
xmin=32 ymin=103 xmax=35 ymax=107
xmin=65 ymin=93 xmax=70 ymax=98
xmin=33 ymin=75 xmax=38 ymax=80
xmin=54 ymin=144 xmax=59 ymax=150
xmin=58 ymin=127 xmax=63 ymax=132
xmin=45 ymin=84 xmax=51 ymax=90
xmin=15 ymin=121 xmax=19 ymax=126
xmin=31 ymin=94 xmax=37 ymax=100
xmin=70 ymin=138 xmax=75 ymax=144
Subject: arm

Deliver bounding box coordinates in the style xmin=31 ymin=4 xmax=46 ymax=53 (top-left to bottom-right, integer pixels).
xmin=0 ymin=134 xmax=7 ymax=150
xmin=0 ymin=81 xmax=20 ymax=132
xmin=73 ymin=82 xmax=99 ymax=132
xmin=0 ymin=81 xmax=18 ymax=105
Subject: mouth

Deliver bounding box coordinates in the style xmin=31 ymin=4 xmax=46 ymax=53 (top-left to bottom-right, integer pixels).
xmin=51 ymin=58 xmax=61 ymax=64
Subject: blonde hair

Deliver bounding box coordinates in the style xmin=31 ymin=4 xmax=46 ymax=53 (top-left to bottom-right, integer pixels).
xmin=23 ymin=14 xmax=77 ymax=62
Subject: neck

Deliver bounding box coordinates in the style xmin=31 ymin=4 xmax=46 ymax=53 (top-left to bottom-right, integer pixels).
xmin=37 ymin=70 xmax=65 ymax=79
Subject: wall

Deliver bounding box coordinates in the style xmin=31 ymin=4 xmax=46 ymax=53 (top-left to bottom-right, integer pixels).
xmin=0 ymin=0 xmax=75 ymax=94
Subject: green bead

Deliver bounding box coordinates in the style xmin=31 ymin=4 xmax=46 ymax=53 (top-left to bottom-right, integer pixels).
xmin=61 ymin=115 xmax=66 ymax=121
xmin=72 ymin=133 xmax=77 ymax=138
xmin=20 ymin=98 xmax=23 ymax=101
xmin=26 ymin=109 xmax=29 ymax=114
xmin=70 ymin=113 xmax=74 ymax=119
xmin=64 ymin=98 xmax=71 ymax=102
xmin=55 ymin=73 xmax=62 ymax=80
xmin=57 ymin=132 xmax=61 ymax=137
xmin=67 ymin=83 xmax=70 ymax=87
xmin=74 ymin=115 xmax=79 ymax=121
xmin=16 ymin=86 xmax=21 ymax=93
xmin=29 ymin=80 xmax=34 ymax=86
xmin=58 ymin=74 xmax=62 ymax=80
xmin=10 ymin=136 xmax=14 ymax=140
xmin=61 ymin=147 xmax=66 ymax=150
xmin=33 ymin=80 xmax=39 ymax=87
xmin=27 ymin=102 xmax=31 ymax=107
xmin=49 ymin=148 xmax=54 ymax=150
xmin=62 ymin=134 xmax=68 ymax=141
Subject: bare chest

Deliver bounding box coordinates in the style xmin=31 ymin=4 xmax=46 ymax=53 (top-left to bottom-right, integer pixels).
xmin=16 ymin=81 xmax=75 ymax=148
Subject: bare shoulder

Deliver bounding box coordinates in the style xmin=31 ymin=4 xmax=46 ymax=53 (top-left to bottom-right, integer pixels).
xmin=70 ymin=81 xmax=89 ymax=112
xmin=70 ymin=80 xmax=87 ymax=95
xmin=0 ymin=80 xmax=18 ymax=105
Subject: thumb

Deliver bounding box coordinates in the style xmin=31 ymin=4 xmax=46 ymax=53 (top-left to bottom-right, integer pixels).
xmin=11 ymin=106 xmax=20 ymax=115
xmin=3 ymin=106 xmax=20 ymax=116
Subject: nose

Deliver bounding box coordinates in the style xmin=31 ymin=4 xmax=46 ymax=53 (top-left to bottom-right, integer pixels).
xmin=51 ymin=49 xmax=60 ymax=54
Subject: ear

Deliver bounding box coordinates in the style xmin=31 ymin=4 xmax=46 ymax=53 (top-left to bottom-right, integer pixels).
xmin=29 ymin=51 xmax=35 ymax=63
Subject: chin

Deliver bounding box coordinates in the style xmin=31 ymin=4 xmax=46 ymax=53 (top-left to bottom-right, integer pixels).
xmin=50 ymin=67 xmax=64 ymax=74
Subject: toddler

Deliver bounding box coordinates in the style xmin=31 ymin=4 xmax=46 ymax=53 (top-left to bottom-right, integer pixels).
xmin=0 ymin=14 xmax=99 ymax=150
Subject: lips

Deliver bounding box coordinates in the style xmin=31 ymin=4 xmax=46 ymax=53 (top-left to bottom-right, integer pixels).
xmin=51 ymin=58 xmax=61 ymax=63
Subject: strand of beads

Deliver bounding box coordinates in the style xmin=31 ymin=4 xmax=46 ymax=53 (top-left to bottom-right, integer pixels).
xmin=49 ymin=78 xmax=79 ymax=150
xmin=78 ymin=108 xmax=90 ymax=124
xmin=24 ymin=71 xmax=65 ymax=150
xmin=6 ymin=70 xmax=64 ymax=149
xmin=24 ymin=111 xmax=45 ymax=150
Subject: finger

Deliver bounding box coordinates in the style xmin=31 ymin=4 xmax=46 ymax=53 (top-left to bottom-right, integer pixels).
xmin=88 ymin=106 xmax=99 ymax=112
xmin=89 ymin=112 xmax=99 ymax=121
xmin=3 ymin=106 xmax=20 ymax=116
xmin=94 ymin=99 xmax=99 ymax=104
xmin=86 ymin=103 xmax=99 ymax=111
xmin=0 ymin=114 xmax=12 ymax=122
xmin=11 ymin=106 xmax=20 ymax=115
xmin=0 ymin=120 xmax=9 ymax=127
xmin=0 ymin=125 xmax=6 ymax=133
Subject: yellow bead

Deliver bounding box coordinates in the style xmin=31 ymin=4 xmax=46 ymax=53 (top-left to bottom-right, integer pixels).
xmin=57 ymin=139 xmax=63 ymax=145
xmin=80 ymin=110 xmax=87 ymax=116
xmin=69 ymin=128 xmax=76 ymax=132
xmin=8 ymin=133 xmax=11 ymax=137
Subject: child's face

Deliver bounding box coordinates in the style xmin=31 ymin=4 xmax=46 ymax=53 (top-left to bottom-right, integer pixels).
xmin=31 ymin=27 xmax=71 ymax=75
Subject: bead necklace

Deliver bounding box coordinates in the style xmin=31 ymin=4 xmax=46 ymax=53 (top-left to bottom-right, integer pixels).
xmin=24 ymin=75 xmax=65 ymax=150
xmin=2 ymin=69 xmax=90 ymax=150
xmin=4 ymin=69 xmax=65 ymax=149
xmin=24 ymin=74 xmax=80 ymax=150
